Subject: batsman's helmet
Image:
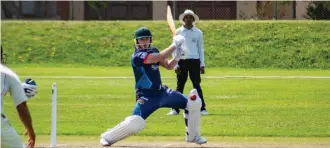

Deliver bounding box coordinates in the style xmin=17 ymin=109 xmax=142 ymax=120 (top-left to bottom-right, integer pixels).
xmin=135 ymin=27 xmax=153 ymax=50
xmin=135 ymin=27 xmax=152 ymax=40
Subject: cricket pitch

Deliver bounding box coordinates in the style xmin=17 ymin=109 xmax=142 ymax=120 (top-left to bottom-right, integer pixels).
xmin=23 ymin=136 xmax=330 ymax=148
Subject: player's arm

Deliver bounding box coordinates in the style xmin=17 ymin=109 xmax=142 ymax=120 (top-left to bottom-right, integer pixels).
xmin=17 ymin=102 xmax=33 ymax=132
xmin=159 ymin=58 xmax=179 ymax=70
xmin=144 ymin=35 xmax=184 ymax=64
xmin=198 ymin=32 xmax=205 ymax=67
xmin=8 ymin=75 xmax=36 ymax=147
xmin=143 ymin=44 xmax=176 ymax=64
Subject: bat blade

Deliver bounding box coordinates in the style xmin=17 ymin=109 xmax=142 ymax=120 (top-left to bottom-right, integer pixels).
xmin=167 ymin=5 xmax=176 ymax=36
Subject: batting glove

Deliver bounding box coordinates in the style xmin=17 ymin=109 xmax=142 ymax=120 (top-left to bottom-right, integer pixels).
xmin=172 ymin=46 xmax=183 ymax=61
xmin=172 ymin=35 xmax=185 ymax=48
xmin=180 ymin=41 xmax=189 ymax=60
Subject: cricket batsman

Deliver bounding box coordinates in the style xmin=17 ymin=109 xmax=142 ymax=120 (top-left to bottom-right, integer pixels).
xmin=100 ymin=27 xmax=207 ymax=146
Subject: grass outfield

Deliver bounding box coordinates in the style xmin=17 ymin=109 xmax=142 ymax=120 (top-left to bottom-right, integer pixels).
xmin=3 ymin=66 xmax=330 ymax=138
xmin=2 ymin=21 xmax=330 ymax=68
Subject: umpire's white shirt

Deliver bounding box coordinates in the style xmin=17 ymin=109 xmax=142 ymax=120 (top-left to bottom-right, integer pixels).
xmin=176 ymin=26 xmax=205 ymax=67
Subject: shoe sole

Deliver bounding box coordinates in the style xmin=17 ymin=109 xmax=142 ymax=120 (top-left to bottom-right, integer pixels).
xmin=100 ymin=143 xmax=112 ymax=147
xmin=187 ymin=141 xmax=208 ymax=145
xmin=100 ymin=139 xmax=112 ymax=147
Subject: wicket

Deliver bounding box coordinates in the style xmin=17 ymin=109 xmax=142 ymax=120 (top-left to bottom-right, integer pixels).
xmin=51 ymin=83 xmax=57 ymax=147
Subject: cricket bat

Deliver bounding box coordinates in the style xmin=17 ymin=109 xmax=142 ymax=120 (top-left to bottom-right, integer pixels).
xmin=167 ymin=5 xmax=176 ymax=36
xmin=167 ymin=5 xmax=188 ymax=59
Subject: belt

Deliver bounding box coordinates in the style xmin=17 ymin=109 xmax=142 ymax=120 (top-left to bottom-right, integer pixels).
xmin=1 ymin=114 xmax=5 ymax=118
xmin=136 ymin=85 xmax=164 ymax=92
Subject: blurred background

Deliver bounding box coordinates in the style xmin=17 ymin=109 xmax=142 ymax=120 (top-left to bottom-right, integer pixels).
xmin=1 ymin=1 xmax=330 ymax=21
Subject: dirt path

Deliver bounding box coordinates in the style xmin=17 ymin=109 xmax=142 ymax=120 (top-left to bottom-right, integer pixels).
xmin=24 ymin=136 xmax=330 ymax=148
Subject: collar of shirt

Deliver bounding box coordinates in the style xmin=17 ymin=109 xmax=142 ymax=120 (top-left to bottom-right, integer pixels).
xmin=181 ymin=26 xmax=196 ymax=32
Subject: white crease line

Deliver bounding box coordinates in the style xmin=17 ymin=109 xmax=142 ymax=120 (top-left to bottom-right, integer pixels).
xmin=20 ymin=76 xmax=330 ymax=79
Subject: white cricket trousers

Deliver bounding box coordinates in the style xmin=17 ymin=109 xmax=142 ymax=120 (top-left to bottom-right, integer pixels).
xmin=1 ymin=116 xmax=25 ymax=148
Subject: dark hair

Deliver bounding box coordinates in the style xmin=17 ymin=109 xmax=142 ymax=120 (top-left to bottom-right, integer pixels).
xmin=1 ymin=46 xmax=4 ymax=64
xmin=1 ymin=46 xmax=3 ymax=60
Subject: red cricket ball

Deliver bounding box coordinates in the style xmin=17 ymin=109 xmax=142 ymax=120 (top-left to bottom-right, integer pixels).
xmin=190 ymin=94 xmax=197 ymax=101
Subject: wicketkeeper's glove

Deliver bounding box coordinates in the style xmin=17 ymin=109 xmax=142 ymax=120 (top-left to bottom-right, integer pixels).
xmin=21 ymin=78 xmax=38 ymax=98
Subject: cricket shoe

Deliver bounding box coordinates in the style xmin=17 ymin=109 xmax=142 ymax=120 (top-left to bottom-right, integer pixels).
xmin=186 ymin=136 xmax=207 ymax=145
xmin=100 ymin=138 xmax=112 ymax=147
xmin=167 ymin=109 xmax=179 ymax=115
xmin=201 ymin=110 xmax=210 ymax=115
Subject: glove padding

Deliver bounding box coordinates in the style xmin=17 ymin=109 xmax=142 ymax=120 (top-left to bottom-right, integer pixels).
xmin=172 ymin=46 xmax=182 ymax=61
xmin=172 ymin=35 xmax=188 ymax=61
xmin=172 ymin=35 xmax=185 ymax=48
xmin=180 ymin=40 xmax=189 ymax=59
xmin=21 ymin=83 xmax=38 ymax=98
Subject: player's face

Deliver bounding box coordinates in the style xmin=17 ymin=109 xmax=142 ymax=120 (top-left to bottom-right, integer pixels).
xmin=137 ymin=37 xmax=151 ymax=49
xmin=183 ymin=15 xmax=194 ymax=25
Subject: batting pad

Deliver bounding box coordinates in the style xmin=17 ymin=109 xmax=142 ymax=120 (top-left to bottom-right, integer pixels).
xmin=101 ymin=115 xmax=146 ymax=145
xmin=184 ymin=89 xmax=202 ymax=141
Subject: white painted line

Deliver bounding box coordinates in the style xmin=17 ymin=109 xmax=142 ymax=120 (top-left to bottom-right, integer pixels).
xmin=204 ymin=76 xmax=330 ymax=79
xmin=21 ymin=76 xmax=330 ymax=79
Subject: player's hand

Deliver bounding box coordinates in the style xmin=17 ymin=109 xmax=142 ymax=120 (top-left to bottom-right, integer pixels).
xmin=22 ymin=82 xmax=38 ymax=98
xmin=172 ymin=35 xmax=185 ymax=47
xmin=200 ymin=66 xmax=205 ymax=74
xmin=173 ymin=46 xmax=182 ymax=61
xmin=27 ymin=130 xmax=36 ymax=148
xmin=175 ymin=67 xmax=181 ymax=75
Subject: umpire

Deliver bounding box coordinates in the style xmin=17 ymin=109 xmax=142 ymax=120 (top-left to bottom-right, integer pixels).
xmin=167 ymin=10 xmax=209 ymax=116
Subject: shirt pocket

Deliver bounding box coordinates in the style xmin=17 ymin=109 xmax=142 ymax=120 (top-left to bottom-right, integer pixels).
xmin=189 ymin=33 xmax=198 ymax=44
xmin=191 ymin=37 xmax=197 ymax=43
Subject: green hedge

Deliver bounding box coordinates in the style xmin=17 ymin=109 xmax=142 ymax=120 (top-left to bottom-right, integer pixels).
xmin=1 ymin=21 xmax=330 ymax=68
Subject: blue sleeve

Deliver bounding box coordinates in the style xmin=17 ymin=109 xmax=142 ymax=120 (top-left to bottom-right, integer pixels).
xmin=132 ymin=51 xmax=149 ymax=67
xmin=152 ymin=48 xmax=160 ymax=54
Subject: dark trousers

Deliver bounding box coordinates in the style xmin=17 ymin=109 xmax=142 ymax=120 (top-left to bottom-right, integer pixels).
xmin=134 ymin=86 xmax=188 ymax=119
xmin=172 ymin=59 xmax=206 ymax=113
